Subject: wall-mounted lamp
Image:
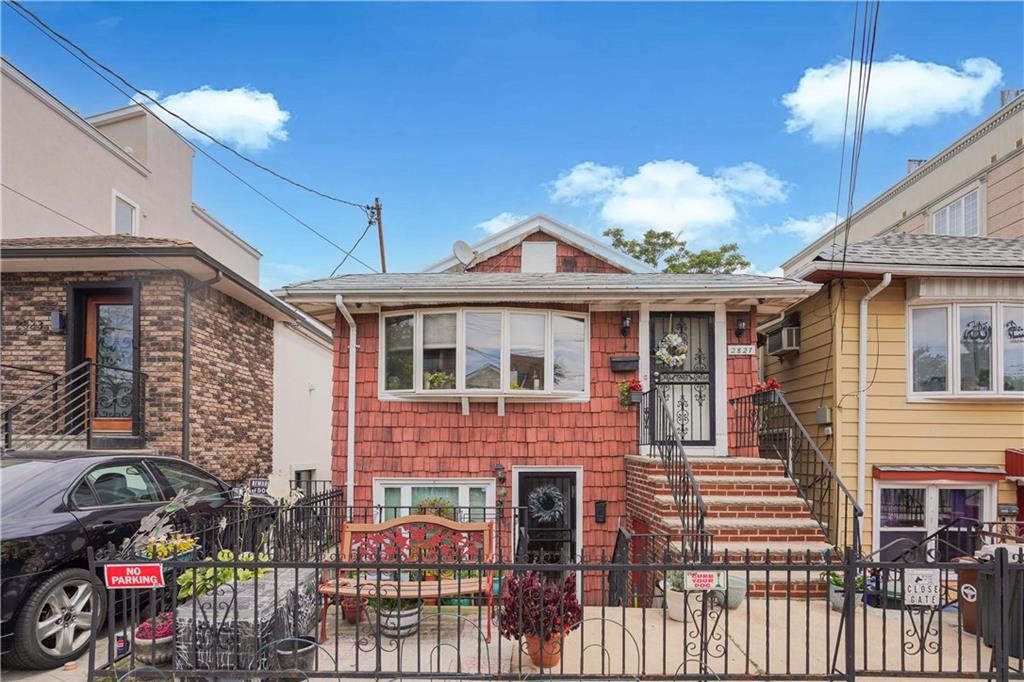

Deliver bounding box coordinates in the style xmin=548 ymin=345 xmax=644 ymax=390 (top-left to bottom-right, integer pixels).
xmin=493 ymin=463 xmax=506 ymax=484
xmin=50 ymin=311 xmax=66 ymax=334
xmin=621 ymin=314 xmax=632 ymax=337
xmin=734 ymin=318 xmax=748 ymax=340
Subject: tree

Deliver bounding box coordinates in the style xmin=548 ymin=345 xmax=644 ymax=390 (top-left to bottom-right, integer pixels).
xmin=603 ymin=228 xmax=751 ymax=274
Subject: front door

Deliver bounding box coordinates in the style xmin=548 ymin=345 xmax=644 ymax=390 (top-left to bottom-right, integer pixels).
xmin=517 ymin=471 xmax=577 ymax=564
xmin=84 ymin=293 xmax=136 ymax=433
xmin=650 ymin=312 xmax=715 ymax=446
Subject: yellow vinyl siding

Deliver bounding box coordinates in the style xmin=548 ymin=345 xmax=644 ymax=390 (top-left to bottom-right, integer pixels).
xmin=830 ymin=279 xmax=1023 ymax=550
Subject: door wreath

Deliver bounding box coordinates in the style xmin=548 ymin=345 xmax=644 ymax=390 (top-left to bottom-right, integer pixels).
xmin=527 ymin=485 xmax=565 ymax=524
xmin=654 ymin=332 xmax=688 ymax=368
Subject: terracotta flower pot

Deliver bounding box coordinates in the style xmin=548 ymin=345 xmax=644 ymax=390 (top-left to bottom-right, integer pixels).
xmin=341 ymin=597 xmax=368 ymax=624
xmin=525 ymin=633 xmax=564 ymax=668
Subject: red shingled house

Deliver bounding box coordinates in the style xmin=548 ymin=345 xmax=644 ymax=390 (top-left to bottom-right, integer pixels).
xmin=277 ymin=215 xmax=823 ymax=591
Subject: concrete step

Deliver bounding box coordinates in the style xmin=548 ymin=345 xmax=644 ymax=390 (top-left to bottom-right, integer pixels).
xmin=9 ymin=434 xmax=87 ymax=451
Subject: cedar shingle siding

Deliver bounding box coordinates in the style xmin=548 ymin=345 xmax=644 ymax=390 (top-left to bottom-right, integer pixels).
xmin=469 ymin=231 xmax=629 ymax=273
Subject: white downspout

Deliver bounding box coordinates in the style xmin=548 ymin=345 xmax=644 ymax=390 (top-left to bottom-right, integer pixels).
xmin=335 ymin=295 xmax=357 ymax=511
xmin=857 ymin=273 xmax=892 ymax=510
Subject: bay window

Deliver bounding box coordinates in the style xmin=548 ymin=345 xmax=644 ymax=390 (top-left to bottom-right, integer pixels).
xmin=908 ymin=302 xmax=1023 ymax=397
xmin=380 ymin=308 xmax=588 ymax=398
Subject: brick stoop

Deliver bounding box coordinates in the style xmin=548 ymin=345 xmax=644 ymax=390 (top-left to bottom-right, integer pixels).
xmin=625 ymin=454 xmax=831 ymax=597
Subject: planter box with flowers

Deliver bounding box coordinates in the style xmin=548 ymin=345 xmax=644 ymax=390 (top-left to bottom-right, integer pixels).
xmin=499 ymin=570 xmax=582 ymax=669
xmin=751 ymin=377 xmax=781 ymax=406
xmin=617 ymin=378 xmax=644 ymax=408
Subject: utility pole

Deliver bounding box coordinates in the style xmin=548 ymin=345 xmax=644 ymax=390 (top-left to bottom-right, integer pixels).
xmin=374 ymin=197 xmax=387 ymax=273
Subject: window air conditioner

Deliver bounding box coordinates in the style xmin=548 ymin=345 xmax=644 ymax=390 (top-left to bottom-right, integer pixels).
xmin=767 ymin=326 xmax=800 ymax=356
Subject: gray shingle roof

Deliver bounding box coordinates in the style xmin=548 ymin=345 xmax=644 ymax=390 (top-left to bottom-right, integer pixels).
xmin=814 ymin=234 xmax=1024 ymax=269
xmin=278 ymin=271 xmax=818 ymax=295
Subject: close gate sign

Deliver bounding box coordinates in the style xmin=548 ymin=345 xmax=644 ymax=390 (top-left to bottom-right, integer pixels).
xmin=903 ymin=568 xmax=941 ymax=606
xmin=104 ymin=563 xmax=165 ymax=589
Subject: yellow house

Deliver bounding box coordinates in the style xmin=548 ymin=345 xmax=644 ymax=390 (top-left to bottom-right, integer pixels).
xmin=767 ymin=94 xmax=1024 ymax=557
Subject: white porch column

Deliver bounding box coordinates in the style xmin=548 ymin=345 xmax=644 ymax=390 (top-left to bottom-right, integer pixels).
xmin=713 ymin=304 xmax=728 ymax=457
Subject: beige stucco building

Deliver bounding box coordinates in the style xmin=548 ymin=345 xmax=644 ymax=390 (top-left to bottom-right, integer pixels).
xmin=767 ymin=94 xmax=1024 ymax=555
xmin=1 ymin=58 xmax=333 ymax=485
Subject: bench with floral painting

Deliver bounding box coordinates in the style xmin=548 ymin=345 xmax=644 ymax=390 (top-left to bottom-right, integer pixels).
xmin=318 ymin=514 xmax=494 ymax=642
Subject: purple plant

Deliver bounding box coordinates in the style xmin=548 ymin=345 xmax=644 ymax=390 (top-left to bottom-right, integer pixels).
xmin=499 ymin=570 xmax=582 ymax=640
xmin=135 ymin=611 xmax=174 ymax=640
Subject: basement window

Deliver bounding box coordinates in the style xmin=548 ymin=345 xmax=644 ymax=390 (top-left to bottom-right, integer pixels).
xmin=380 ymin=308 xmax=589 ymax=399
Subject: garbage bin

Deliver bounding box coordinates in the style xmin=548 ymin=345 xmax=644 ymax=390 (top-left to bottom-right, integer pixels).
xmin=975 ymin=546 xmax=1024 ymax=658
xmin=952 ymin=556 xmax=980 ymax=635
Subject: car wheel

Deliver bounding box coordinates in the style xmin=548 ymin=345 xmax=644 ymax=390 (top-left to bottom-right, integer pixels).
xmin=2 ymin=568 xmax=105 ymax=670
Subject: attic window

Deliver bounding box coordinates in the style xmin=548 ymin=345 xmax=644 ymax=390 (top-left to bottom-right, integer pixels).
xmin=521 ymin=241 xmax=556 ymax=273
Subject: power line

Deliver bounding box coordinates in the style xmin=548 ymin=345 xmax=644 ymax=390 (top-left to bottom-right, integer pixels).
xmin=5 ymin=0 xmax=373 ymax=213
xmin=3 ymin=0 xmax=380 ymax=275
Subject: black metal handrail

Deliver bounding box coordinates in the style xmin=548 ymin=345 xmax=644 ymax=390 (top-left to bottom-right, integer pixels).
xmin=729 ymin=388 xmax=863 ymax=553
xmin=637 ymin=388 xmax=710 ymax=559
xmin=1 ymin=360 xmax=148 ymax=451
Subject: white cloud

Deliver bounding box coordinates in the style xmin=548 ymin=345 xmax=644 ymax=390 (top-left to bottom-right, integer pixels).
xmin=783 ymin=56 xmax=1002 ymax=142
xmin=549 ymin=161 xmax=623 ymax=204
xmin=143 ymin=85 xmax=290 ymax=151
xmin=741 ymin=264 xmax=785 ymax=278
xmin=548 ymin=160 xmax=786 ymax=239
xmin=475 ymin=211 xmax=526 ymax=234
xmin=771 ymin=212 xmax=840 ymax=242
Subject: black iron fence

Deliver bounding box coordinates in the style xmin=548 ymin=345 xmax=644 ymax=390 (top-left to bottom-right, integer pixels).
xmin=87 ymin=538 xmax=1024 ymax=681
xmin=729 ymin=388 xmax=863 ymax=554
xmin=637 ymin=387 xmax=711 ymax=559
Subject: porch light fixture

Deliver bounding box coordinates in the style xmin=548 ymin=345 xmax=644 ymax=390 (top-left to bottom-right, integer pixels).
xmin=621 ymin=314 xmax=632 ymax=337
xmin=734 ymin=318 xmax=748 ymax=339
xmin=494 ymin=463 xmax=506 ymax=484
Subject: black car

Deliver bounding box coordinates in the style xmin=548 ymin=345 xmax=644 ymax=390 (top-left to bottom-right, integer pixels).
xmin=0 ymin=451 xmax=272 ymax=670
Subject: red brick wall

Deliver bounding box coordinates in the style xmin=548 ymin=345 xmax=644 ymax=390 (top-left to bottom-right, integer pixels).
xmin=726 ymin=307 xmax=759 ymax=457
xmin=331 ymin=307 xmax=639 ymax=596
xmin=469 ymin=231 xmax=628 ymax=273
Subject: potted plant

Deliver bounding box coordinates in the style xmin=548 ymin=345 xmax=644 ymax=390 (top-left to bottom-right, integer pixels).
xmin=662 ymin=571 xmax=688 ymax=622
xmin=499 ymin=570 xmax=582 ymax=669
xmin=415 ymin=497 xmax=455 ymax=520
xmin=137 ymin=531 xmax=198 ymax=563
xmin=133 ymin=611 xmax=175 ymax=665
xmin=822 ymin=570 xmax=866 ymax=612
xmin=751 ymin=377 xmax=781 ymax=405
xmin=423 ymin=370 xmax=456 ymax=390
xmin=371 ymin=598 xmax=424 ymax=637
xmin=341 ymin=597 xmax=368 ymax=624
xmin=617 ymin=378 xmax=644 ymax=407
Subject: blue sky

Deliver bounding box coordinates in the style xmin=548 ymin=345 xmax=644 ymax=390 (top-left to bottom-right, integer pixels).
xmin=3 ymin=2 xmax=1022 ymax=288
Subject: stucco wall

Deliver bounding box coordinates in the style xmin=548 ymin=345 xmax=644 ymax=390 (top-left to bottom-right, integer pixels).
xmin=0 ymin=65 xmax=261 ymax=283
xmin=272 ymin=322 xmax=333 ymax=481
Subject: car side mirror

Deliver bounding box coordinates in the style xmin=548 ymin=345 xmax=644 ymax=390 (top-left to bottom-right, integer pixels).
xmin=228 ymin=487 xmax=244 ymax=502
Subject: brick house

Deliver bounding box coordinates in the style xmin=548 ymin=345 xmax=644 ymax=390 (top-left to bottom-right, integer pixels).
xmin=0 ymin=236 xmax=316 ymax=481
xmin=1 ymin=58 xmax=334 ymax=483
xmin=278 ymin=215 xmax=827 ymax=594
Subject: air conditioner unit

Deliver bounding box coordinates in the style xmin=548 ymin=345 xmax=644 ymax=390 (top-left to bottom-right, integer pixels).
xmin=767 ymin=326 xmax=800 ymax=356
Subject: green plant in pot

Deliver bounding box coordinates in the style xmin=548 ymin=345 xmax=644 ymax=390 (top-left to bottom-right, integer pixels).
xmin=423 ymin=371 xmax=456 ymax=390
xmin=822 ymin=570 xmax=865 ymax=612
xmin=499 ymin=570 xmax=581 ymax=669
xmin=415 ymin=497 xmax=455 ymax=520
xmin=370 ymin=597 xmax=424 ymax=637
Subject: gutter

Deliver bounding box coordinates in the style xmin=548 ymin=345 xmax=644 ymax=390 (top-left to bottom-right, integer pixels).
xmin=857 ymin=273 xmax=892 ymax=511
xmin=335 ymin=295 xmax=357 ymax=511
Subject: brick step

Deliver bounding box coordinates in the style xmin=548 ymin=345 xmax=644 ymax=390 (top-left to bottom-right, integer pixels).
xmin=689 ymin=476 xmax=799 ymax=496
xmin=671 ymin=540 xmax=833 ymax=562
xmin=687 ymin=457 xmax=786 ymax=476
xmin=650 ymin=497 xmax=812 ymax=522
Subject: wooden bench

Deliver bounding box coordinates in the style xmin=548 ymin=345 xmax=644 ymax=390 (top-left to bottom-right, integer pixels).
xmin=318 ymin=515 xmax=494 ymax=642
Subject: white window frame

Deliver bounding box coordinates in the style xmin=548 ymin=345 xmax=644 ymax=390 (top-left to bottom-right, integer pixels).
xmin=111 ymin=190 xmax=139 ymax=236
xmin=379 ymin=307 xmax=590 ymax=401
xmin=874 ymin=481 xmax=996 ymax=555
xmin=372 ymin=477 xmax=496 ymax=512
xmin=906 ymin=301 xmax=1024 ymax=399
xmin=929 ymin=185 xmax=984 ymax=237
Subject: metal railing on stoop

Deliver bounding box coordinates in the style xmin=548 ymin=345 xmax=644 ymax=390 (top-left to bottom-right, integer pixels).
xmin=637 ymin=387 xmax=712 ymax=560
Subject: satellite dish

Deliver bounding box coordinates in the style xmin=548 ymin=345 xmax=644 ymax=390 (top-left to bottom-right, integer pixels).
xmin=452 ymin=240 xmax=477 ymax=267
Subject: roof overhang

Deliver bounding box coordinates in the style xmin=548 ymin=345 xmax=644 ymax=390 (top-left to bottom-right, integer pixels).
xmin=798 ymin=262 xmax=1024 ymax=282
xmin=278 ymin=280 xmax=820 ymax=325
xmin=0 ymin=245 xmax=309 ymax=326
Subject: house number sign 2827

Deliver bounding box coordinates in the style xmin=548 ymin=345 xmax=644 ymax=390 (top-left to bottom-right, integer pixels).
xmin=727 ymin=345 xmax=756 ymax=356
